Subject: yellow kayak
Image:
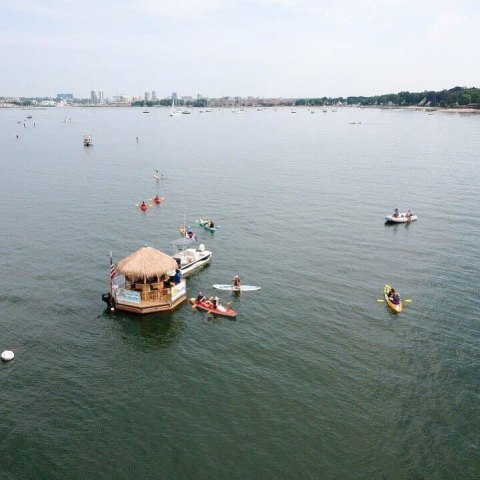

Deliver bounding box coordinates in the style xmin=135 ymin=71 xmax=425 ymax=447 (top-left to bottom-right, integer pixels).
xmin=384 ymin=284 xmax=403 ymax=313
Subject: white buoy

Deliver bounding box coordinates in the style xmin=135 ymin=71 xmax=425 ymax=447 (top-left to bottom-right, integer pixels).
xmin=1 ymin=350 xmax=14 ymax=362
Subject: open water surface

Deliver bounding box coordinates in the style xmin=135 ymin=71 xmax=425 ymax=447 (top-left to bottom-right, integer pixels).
xmin=0 ymin=106 xmax=479 ymax=479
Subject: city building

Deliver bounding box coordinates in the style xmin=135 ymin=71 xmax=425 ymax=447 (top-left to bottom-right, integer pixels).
xmin=56 ymin=93 xmax=74 ymax=100
xmin=152 ymin=91 xmax=157 ymax=101
xmin=145 ymin=92 xmax=150 ymax=102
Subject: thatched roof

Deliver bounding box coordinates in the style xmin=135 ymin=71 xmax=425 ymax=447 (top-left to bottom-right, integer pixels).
xmin=116 ymin=245 xmax=177 ymax=280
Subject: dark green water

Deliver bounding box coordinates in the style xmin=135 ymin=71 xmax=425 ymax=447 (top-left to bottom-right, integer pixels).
xmin=0 ymin=107 xmax=479 ymax=479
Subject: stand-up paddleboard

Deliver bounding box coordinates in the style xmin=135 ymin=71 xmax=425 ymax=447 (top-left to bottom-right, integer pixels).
xmin=213 ymin=284 xmax=261 ymax=292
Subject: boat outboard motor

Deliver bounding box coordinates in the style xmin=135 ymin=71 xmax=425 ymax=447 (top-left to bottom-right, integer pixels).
xmin=198 ymin=244 xmax=205 ymax=252
xmin=102 ymin=292 xmax=114 ymax=310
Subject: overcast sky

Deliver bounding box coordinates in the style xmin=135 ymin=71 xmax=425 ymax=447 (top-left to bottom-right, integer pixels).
xmin=1 ymin=0 xmax=479 ymax=98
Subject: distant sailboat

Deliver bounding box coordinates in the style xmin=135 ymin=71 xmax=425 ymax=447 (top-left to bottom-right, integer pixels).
xmin=170 ymin=98 xmax=180 ymax=117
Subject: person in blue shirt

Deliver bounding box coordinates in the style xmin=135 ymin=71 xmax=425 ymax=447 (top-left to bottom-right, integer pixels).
xmin=173 ymin=268 xmax=183 ymax=284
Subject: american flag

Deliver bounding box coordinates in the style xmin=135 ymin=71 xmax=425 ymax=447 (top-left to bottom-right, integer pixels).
xmin=110 ymin=252 xmax=116 ymax=279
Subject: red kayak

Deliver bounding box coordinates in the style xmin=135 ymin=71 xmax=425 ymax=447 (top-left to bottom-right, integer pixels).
xmin=153 ymin=196 xmax=164 ymax=205
xmin=189 ymin=298 xmax=237 ymax=318
xmin=140 ymin=203 xmax=148 ymax=211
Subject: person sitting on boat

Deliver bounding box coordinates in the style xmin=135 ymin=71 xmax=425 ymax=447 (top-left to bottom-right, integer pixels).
xmin=212 ymin=296 xmax=219 ymax=309
xmin=196 ymin=292 xmax=206 ymax=304
xmin=141 ymin=201 xmax=147 ymax=208
xmin=388 ymin=288 xmax=400 ymax=305
xmin=393 ymin=208 xmax=399 ymax=218
xmin=406 ymin=209 xmax=413 ymax=218
xmin=208 ymin=220 xmax=215 ymax=228
xmin=154 ymin=195 xmax=161 ymax=203
xmin=233 ymin=275 xmax=241 ymax=288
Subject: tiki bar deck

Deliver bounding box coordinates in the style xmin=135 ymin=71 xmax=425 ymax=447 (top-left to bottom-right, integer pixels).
xmin=108 ymin=245 xmax=187 ymax=314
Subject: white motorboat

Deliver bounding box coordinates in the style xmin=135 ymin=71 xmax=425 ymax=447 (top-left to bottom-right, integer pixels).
xmin=385 ymin=212 xmax=418 ymax=223
xmin=83 ymin=134 xmax=93 ymax=146
xmin=170 ymin=238 xmax=212 ymax=277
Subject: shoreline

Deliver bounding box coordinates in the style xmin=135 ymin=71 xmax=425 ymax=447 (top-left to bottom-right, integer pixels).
xmin=2 ymin=104 xmax=480 ymax=113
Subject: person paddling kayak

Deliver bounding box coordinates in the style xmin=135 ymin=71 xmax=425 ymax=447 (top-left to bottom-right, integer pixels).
xmin=388 ymin=288 xmax=400 ymax=305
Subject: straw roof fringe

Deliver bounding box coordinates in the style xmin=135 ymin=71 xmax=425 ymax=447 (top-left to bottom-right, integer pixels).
xmin=116 ymin=245 xmax=177 ymax=280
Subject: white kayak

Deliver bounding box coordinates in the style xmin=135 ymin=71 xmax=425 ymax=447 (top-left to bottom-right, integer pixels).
xmin=385 ymin=214 xmax=417 ymax=223
xmin=213 ymin=284 xmax=261 ymax=292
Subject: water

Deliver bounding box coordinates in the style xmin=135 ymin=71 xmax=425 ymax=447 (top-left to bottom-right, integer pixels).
xmin=0 ymin=107 xmax=479 ymax=479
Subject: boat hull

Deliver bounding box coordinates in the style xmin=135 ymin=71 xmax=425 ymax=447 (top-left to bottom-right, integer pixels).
xmin=384 ymin=284 xmax=403 ymax=313
xmin=385 ymin=214 xmax=417 ymax=223
xmin=114 ymin=295 xmax=186 ymax=314
xmin=173 ymin=248 xmax=212 ymax=277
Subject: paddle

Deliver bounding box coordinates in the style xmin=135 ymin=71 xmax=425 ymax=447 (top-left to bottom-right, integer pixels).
xmin=377 ymin=298 xmax=412 ymax=303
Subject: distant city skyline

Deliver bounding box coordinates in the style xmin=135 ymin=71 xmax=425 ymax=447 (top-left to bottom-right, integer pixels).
xmin=1 ymin=0 xmax=479 ymax=98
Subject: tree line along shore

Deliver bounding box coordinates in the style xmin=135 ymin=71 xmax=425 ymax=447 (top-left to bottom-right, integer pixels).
xmin=2 ymin=86 xmax=479 ymax=109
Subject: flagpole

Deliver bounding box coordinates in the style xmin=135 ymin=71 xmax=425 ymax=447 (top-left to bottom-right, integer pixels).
xmin=109 ymin=251 xmax=113 ymax=296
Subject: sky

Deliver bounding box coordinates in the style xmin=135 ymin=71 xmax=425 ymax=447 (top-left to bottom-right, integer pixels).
xmin=1 ymin=0 xmax=479 ymax=98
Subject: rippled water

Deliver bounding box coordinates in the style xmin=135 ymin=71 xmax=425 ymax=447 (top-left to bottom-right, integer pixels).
xmin=0 ymin=107 xmax=479 ymax=479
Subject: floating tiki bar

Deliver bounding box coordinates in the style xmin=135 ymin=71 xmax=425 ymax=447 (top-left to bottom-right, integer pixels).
xmin=104 ymin=245 xmax=186 ymax=314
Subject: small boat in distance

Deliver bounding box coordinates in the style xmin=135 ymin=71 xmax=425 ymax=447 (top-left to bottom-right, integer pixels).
xmin=385 ymin=209 xmax=417 ymax=224
xmin=199 ymin=218 xmax=217 ymax=232
xmin=170 ymin=98 xmax=181 ymax=117
xmin=384 ymin=284 xmax=403 ymax=313
xmin=83 ymin=134 xmax=93 ymax=146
